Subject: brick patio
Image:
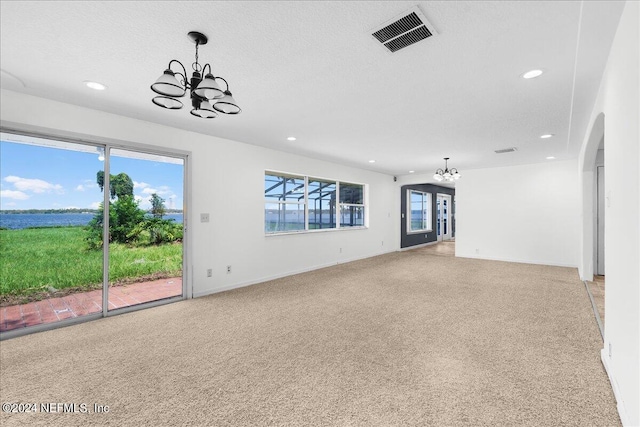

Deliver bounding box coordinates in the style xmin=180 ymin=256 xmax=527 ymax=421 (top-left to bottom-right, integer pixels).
xmin=0 ymin=277 xmax=182 ymax=333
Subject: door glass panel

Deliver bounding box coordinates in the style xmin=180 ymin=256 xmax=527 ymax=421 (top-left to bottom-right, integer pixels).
xmin=436 ymin=198 xmax=441 ymax=236
xmin=107 ymin=148 xmax=184 ymax=311
xmin=443 ymin=199 xmax=448 ymax=234
xmin=0 ymin=133 xmax=104 ymax=332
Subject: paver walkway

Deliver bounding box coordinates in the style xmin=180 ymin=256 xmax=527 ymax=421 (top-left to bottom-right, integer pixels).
xmin=0 ymin=277 xmax=182 ymax=332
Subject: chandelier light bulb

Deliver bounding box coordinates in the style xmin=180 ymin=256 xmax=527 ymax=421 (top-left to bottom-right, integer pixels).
xmin=194 ymin=73 xmax=224 ymax=100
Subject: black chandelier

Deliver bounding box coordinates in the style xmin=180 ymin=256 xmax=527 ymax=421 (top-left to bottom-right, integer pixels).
xmin=151 ymin=31 xmax=241 ymax=119
xmin=433 ymin=157 xmax=461 ymax=182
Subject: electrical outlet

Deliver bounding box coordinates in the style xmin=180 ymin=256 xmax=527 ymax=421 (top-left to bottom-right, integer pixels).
xmin=339 ymin=248 xmax=342 ymax=253
xmin=200 ymin=213 xmax=210 ymax=223
xmin=609 ymin=342 xmax=612 ymax=358
xmin=475 ymin=248 xmax=480 ymax=254
xmin=226 ymin=265 xmax=231 ymax=274
xmin=381 ymin=240 xmax=384 ymax=246
xmin=206 ymin=269 xmax=212 ymax=277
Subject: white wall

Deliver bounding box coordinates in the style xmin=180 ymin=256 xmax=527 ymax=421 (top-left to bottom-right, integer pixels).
xmin=578 ymin=2 xmax=639 ymax=425
xmin=0 ymin=89 xmax=400 ymax=297
xmin=454 ymin=160 xmax=580 ymax=267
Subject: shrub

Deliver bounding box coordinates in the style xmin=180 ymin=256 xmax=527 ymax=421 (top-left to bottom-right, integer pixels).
xmin=127 ymin=218 xmax=183 ymax=246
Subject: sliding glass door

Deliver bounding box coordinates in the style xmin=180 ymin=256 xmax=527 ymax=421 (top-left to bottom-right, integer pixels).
xmin=107 ymin=148 xmax=184 ymax=311
xmin=0 ymin=131 xmax=187 ymax=336
xmin=0 ymin=133 xmax=105 ymax=332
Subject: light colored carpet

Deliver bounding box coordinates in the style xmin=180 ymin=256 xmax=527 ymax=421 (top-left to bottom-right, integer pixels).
xmin=0 ymin=247 xmax=619 ymax=426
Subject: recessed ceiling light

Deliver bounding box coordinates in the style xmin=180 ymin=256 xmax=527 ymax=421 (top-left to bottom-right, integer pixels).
xmin=540 ymin=134 xmax=554 ymax=139
xmin=546 ymin=156 xmax=556 ymax=160
xmin=522 ymin=69 xmax=544 ymax=79
xmin=287 ymin=136 xmax=296 ymax=141
xmin=84 ymin=81 xmax=107 ymax=90
xmin=369 ymin=160 xmax=376 ymax=163
xmin=409 ymin=170 xmax=415 ymax=173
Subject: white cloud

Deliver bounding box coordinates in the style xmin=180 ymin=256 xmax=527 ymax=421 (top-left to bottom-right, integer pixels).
xmin=135 ymin=195 xmax=151 ymax=210
xmin=4 ymin=202 xmax=17 ymax=207
xmin=141 ymin=185 xmax=172 ymax=196
xmin=88 ymin=201 xmax=102 ymax=209
xmin=75 ymin=183 xmax=98 ymax=192
xmin=134 ymin=181 xmax=150 ymax=189
xmin=4 ymin=175 xmax=64 ymax=194
xmin=0 ymin=189 xmax=30 ymax=200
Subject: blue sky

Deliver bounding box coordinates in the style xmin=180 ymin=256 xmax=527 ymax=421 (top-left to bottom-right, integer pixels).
xmin=0 ymin=140 xmax=184 ymax=210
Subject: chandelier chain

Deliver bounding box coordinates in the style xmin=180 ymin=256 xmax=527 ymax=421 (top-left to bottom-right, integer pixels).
xmin=192 ymin=42 xmax=202 ymax=73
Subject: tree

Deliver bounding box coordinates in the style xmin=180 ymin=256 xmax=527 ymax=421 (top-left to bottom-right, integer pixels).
xmin=150 ymin=193 xmax=166 ymax=219
xmin=96 ymin=171 xmax=134 ymax=199
xmin=85 ymin=172 xmax=181 ymax=249
xmin=87 ymin=171 xmax=141 ymax=248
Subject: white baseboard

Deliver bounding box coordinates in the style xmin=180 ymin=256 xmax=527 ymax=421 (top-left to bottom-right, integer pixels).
xmin=400 ymin=241 xmax=439 ymax=251
xmin=455 ymin=253 xmax=578 ymax=269
xmin=193 ymin=249 xmax=396 ymax=298
xmin=601 ymin=349 xmax=631 ymax=426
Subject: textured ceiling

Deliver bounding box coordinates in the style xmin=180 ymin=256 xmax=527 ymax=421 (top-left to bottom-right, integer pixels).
xmin=0 ymin=1 xmax=625 ymax=177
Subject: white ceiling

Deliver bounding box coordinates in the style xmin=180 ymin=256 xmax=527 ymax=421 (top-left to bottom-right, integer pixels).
xmin=0 ymin=1 xmax=625 ymax=177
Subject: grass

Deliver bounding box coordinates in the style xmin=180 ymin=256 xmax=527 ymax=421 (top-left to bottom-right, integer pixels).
xmin=0 ymin=226 xmax=182 ymax=296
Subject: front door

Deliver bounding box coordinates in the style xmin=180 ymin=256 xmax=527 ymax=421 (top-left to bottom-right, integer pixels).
xmin=437 ymin=194 xmax=452 ymax=241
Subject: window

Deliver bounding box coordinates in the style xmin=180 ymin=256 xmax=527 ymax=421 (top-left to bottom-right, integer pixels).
xmin=264 ymin=173 xmax=306 ymax=233
xmin=339 ymin=182 xmax=365 ymax=228
xmin=408 ymin=190 xmax=431 ymax=233
xmin=265 ymin=172 xmax=366 ymax=234
xmin=308 ymin=178 xmax=336 ymax=229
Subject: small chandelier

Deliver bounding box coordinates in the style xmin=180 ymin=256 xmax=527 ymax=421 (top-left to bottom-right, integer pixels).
xmin=151 ymin=31 xmax=241 ymax=119
xmin=433 ymin=157 xmax=461 ymax=182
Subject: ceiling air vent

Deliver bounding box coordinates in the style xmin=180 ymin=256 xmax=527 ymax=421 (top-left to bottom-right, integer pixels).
xmin=371 ymin=6 xmax=438 ymax=53
xmin=495 ymin=147 xmax=518 ymax=154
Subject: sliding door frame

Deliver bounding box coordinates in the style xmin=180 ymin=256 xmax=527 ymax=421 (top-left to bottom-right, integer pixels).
xmin=0 ymin=121 xmax=192 ymax=340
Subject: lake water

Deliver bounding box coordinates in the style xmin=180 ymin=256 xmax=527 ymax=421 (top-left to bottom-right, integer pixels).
xmin=0 ymin=213 xmax=184 ymax=229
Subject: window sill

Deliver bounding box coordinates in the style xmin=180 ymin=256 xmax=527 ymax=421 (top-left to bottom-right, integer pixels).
xmin=407 ymin=229 xmax=433 ymax=235
xmin=265 ymin=226 xmax=368 ymax=237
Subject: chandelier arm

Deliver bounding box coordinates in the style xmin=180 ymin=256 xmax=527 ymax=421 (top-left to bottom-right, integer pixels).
xmin=435 ymin=168 xmax=444 ymax=174
xmin=201 ymin=63 xmax=212 ymax=76
xmin=168 ymin=60 xmax=189 ymax=88
xmin=214 ymin=76 xmax=230 ymax=91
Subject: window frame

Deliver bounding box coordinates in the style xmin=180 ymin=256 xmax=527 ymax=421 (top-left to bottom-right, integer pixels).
xmin=406 ymin=189 xmax=432 ymax=234
xmin=265 ymin=170 xmax=367 ymax=235
xmin=264 ymin=172 xmax=307 ymax=234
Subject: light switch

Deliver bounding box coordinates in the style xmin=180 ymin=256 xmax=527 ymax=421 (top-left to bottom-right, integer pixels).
xmin=200 ymin=213 xmax=210 ymax=223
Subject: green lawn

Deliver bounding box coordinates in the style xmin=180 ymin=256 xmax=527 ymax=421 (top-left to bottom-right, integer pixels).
xmin=0 ymin=227 xmax=182 ymax=295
